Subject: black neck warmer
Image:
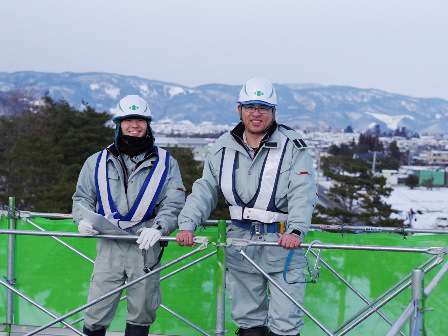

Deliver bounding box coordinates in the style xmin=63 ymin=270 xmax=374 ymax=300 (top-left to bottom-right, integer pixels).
xmin=117 ymin=132 xmax=155 ymax=157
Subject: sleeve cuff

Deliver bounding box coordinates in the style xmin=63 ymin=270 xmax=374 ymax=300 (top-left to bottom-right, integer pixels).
xmin=178 ymin=220 xmax=196 ymax=231
xmin=291 ymin=229 xmax=303 ymax=238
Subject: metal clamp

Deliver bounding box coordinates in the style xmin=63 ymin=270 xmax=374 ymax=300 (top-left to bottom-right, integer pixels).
xmin=193 ymin=236 xmax=209 ymax=249
xmin=305 ymin=240 xmax=322 ymax=283
xmin=18 ymin=211 xmax=31 ymax=219
xmin=7 ymin=206 xmax=17 ymax=220
xmin=3 ymin=276 xmax=16 ymax=286
xmin=427 ymin=247 xmax=447 ymax=256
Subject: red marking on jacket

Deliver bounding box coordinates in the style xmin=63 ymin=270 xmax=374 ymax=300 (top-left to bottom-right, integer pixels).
xmin=298 ymin=171 xmax=309 ymax=175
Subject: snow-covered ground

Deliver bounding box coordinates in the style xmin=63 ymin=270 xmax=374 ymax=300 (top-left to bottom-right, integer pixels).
xmin=386 ymin=186 xmax=448 ymax=230
xmin=318 ymin=176 xmax=448 ymax=230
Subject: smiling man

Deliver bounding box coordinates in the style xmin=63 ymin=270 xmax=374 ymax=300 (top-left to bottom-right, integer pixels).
xmin=176 ymin=77 xmax=318 ymax=336
xmin=72 ymin=95 xmax=185 ymax=336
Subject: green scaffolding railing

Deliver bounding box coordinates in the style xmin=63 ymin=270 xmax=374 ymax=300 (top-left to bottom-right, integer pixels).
xmin=1 ymin=206 xmax=447 ymax=335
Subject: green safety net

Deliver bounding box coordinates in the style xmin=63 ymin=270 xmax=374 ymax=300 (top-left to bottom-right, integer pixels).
xmin=0 ymin=216 xmax=447 ymax=335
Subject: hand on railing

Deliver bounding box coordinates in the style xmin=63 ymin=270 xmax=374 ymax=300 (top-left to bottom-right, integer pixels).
xmin=137 ymin=228 xmax=162 ymax=250
xmin=278 ymin=233 xmax=301 ymax=249
xmin=176 ymin=230 xmax=195 ymax=246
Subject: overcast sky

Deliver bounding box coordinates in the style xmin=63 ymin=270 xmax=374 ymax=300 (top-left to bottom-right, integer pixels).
xmin=1 ymin=0 xmax=447 ymax=99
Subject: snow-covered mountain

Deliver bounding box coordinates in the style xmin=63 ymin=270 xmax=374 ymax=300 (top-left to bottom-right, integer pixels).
xmin=1 ymin=71 xmax=447 ymax=134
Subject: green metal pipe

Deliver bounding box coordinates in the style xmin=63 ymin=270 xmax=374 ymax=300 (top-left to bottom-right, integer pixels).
xmin=7 ymin=197 xmax=16 ymax=327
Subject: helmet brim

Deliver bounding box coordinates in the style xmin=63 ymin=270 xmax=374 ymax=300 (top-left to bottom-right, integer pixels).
xmin=238 ymin=100 xmax=277 ymax=108
xmin=112 ymin=114 xmax=152 ymax=123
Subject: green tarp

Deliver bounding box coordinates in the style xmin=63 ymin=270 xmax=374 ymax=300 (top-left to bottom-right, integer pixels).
xmin=1 ymin=216 xmax=447 ymax=335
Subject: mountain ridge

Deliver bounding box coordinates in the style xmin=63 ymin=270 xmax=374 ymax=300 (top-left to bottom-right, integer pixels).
xmin=0 ymin=71 xmax=447 ymax=134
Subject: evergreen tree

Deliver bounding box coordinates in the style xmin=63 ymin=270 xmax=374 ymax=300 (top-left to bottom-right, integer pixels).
xmin=318 ymin=155 xmax=402 ymax=227
xmin=404 ymin=175 xmax=419 ymax=189
xmin=388 ymin=141 xmax=400 ymax=158
xmin=378 ymin=140 xmax=401 ymax=170
xmin=356 ymin=133 xmax=383 ymax=153
xmin=0 ymin=97 xmax=113 ymax=212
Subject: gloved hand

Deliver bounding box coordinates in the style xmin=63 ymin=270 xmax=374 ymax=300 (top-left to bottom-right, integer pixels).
xmin=78 ymin=219 xmax=99 ymax=235
xmin=137 ymin=228 xmax=162 ymax=250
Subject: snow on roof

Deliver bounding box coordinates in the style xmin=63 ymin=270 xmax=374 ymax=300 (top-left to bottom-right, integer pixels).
xmin=366 ymin=112 xmax=414 ymax=130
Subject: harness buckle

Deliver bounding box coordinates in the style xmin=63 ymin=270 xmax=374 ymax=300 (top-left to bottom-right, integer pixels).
xmin=253 ymin=223 xmax=261 ymax=235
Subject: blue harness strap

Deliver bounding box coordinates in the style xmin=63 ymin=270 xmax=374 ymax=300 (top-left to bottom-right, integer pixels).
xmin=94 ymin=151 xmax=105 ymax=216
xmin=283 ymin=250 xmax=296 ymax=284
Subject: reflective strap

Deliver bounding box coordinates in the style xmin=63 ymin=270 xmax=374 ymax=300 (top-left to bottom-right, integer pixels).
xmin=229 ymin=205 xmax=288 ymax=224
xmin=97 ymin=150 xmax=113 ymax=216
xmin=220 ymin=148 xmax=236 ymax=205
xmin=130 ymin=148 xmax=168 ymax=222
xmin=95 ymin=147 xmax=169 ymax=229
xmin=253 ymin=135 xmax=287 ymax=210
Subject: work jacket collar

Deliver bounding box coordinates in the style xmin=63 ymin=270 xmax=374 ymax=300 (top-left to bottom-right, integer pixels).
xmin=230 ymin=121 xmax=278 ymax=156
xmin=105 ymin=143 xmax=159 ymax=175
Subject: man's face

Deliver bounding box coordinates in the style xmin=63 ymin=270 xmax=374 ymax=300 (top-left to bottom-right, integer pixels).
xmin=120 ymin=118 xmax=148 ymax=137
xmin=239 ymin=104 xmax=274 ymax=135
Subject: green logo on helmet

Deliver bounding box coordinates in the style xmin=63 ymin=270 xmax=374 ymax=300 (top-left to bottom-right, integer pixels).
xmin=129 ymin=104 xmax=139 ymax=111
xmin=254 ymin=90 xmax=264 ymax=97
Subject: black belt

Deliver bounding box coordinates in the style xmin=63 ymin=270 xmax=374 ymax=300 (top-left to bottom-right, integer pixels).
xmin=232 ymin=220 xmax=280 ymax=234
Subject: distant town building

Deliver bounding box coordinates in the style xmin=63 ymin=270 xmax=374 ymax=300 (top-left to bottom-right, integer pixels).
xmin=421 ymin=150 xmax=448 ymax=165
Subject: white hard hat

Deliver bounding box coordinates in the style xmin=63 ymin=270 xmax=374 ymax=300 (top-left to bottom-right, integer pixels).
xmin=112 ymin=95 xmax=153 ymax=123
xmin=238 ymin=77 xmax=277 ymax=107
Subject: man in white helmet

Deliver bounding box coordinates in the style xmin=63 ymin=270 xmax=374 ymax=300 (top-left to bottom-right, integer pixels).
xmin=176 ymin=77 xmax=317 ymax=336
xmin=73 ymin=95 xmax=185 ymax=336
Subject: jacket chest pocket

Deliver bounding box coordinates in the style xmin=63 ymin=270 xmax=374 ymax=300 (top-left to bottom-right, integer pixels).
xmin=107 ymin=170 xmax=120 ymax=181
xmin=106 ymin=170 xmax=122 ymax=191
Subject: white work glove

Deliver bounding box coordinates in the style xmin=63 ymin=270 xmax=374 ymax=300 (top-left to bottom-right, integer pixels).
xmin=78 ymin=219 xmax=99 ymax=235
xmin=136 ymin=228 xmax=162 ymax=250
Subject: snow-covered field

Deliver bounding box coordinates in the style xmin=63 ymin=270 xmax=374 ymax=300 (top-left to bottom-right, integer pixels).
xmin=318 ymin=177 xmax=448 ymax=230
xmin=386 ymin=186 xmax=448 ymax=230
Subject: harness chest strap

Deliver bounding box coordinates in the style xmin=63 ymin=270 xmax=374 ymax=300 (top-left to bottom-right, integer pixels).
xmin=229 ymin=206 xmax=288 ymax=223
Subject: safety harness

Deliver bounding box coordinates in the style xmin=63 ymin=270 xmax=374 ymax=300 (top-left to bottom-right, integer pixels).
xmin=220 ymin=133 xmax=289 ymax=231
xmin=94 ymin=147 xmax=170 ymax=230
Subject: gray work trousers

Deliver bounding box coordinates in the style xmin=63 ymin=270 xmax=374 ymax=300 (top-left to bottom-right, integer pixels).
xmin=84 ymin=239 xmax=161 ymax=330
xmin=228 ymin=266 xmax=306 ymax=335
